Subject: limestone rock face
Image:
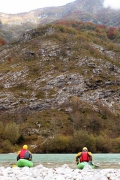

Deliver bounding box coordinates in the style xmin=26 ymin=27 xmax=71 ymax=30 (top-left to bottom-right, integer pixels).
xmin=0 ymin=25 xmax=119 ymax=117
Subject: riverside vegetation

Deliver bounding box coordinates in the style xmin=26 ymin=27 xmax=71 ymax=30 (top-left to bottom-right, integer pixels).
xmin=0 ymin=21 xmax=120 ymax=153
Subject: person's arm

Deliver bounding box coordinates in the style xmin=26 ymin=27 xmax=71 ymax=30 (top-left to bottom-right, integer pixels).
xmin=88 ymin=152 xmax=93 ymax=162
xmin=75 ymin=152 xmax=81 ymax=164
xmin=17 ymin=151 xmax=21 ymax=161
xmin=28 ymin=151 xmax=32 ymax=161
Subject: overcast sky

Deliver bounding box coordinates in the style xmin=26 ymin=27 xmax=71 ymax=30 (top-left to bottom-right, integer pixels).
xmin=0 ymin=0 xmax=120 ymax=14
xmin=0 ymin=0 xmax=75 ymax=14
xmin=104 ymin=0 xmax=120 ymax=9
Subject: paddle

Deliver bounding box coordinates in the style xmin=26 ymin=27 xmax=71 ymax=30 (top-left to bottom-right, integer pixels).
xmin=92 ymin=162 xmax=100 ymax=168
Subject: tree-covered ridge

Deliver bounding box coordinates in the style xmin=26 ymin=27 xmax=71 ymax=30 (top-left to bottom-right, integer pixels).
xmin=0 ymin=22 xmax=119 ymax=153
xmin=55 ymin=20 xmax=120 ymax=42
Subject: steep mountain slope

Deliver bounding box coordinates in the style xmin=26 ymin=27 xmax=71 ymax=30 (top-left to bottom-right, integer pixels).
xmin=0 ymin=24 xmax=119 ymax=113
xmin=0 ymin=23 xmax=120 ymax=152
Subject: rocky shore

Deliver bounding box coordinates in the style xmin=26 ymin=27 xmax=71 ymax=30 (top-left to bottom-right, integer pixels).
xmin=0 ymin=164 xmax=120 ymax=180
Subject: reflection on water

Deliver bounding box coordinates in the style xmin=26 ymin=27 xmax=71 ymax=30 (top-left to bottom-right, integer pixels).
xmin=0 ymin=153 xmax=120 ymax=169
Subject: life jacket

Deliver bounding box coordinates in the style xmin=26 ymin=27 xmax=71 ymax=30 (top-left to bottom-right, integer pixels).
xmin=19 ymin=149 xmax=27 ymax=159
xmin=80 ymin=152 xmax=90 ymax=162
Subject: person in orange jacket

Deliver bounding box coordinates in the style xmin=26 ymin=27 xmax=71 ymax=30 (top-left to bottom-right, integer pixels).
xmin=75 ymin=147 xmax=93 ymax=165
xmin=17 ymin=145 xmax=32 ymax=161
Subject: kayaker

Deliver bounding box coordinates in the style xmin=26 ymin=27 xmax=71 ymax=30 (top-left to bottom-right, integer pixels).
xmin=17 ymin=145 xmax=32 ymax=161
xmin=75 ymin=147 xmax=93 ymax=165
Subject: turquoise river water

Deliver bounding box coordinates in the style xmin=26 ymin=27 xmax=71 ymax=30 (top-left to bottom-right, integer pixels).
xmin=0 ymin=153 xmax=120 ymax=169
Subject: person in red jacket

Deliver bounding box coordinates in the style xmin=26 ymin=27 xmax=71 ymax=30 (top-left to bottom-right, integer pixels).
xmin=75 ymin=147 xmax=93 ymax=165
xmin=17 ymin=145 xmax=32 ymax=161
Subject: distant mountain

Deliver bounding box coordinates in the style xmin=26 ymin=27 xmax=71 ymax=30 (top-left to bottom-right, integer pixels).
xmin=0 ymin=0 xmax=120 ymax=42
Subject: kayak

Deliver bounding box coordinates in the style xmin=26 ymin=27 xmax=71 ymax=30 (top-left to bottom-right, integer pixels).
xmin=77 ymin=162 xmax=95 ymax=169
xmin=17 ymin=159 xmax=33 ymax=167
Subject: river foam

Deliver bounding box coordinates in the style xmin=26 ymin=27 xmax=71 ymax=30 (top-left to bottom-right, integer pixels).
xmin=0 ymin=164 xmax=120 ymax=180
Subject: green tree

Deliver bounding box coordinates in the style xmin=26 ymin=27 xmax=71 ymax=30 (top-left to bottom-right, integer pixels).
xmin=71 ymin=130 xmax=96 ymax=153
xmin=1 ymin=140 xmax=13 ymax=153
xmin=53 ymin=135 xmax=70 ymax=152
xmin=95 ymin=134 xmax=112 ymax=153
xmin=0 ymin=121 xmax=4 ymax=138
xmin=111 ymin=137 xmax=120 ymax=152
xmin=3 ymin=122 xmax=20 ymax=144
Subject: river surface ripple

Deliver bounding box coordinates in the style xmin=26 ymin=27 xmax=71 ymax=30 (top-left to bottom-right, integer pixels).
xmin=0 ymin=153 xmax=119 ymax=169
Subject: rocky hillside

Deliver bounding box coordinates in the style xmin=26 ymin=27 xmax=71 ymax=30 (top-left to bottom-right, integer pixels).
xmin=0 ymin=24 xmax=120 ymax=114
xmin=0 ymin=23 xmax=120 ymax=153
xmin=0 ymin=0 xmax=120 ymax=42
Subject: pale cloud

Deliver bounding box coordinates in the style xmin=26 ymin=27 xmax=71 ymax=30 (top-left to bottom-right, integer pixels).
xmin=104 ymin=0 xmax=120 ymax=9
xmin=0 ymin=0 xmax=75 ymax=14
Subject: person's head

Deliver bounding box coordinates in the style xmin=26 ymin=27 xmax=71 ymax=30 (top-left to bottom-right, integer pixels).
xmin=82 ymin=147 xmax=88 ymax=151
xmin=23 ymin=145 xmax=28 ymax=150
